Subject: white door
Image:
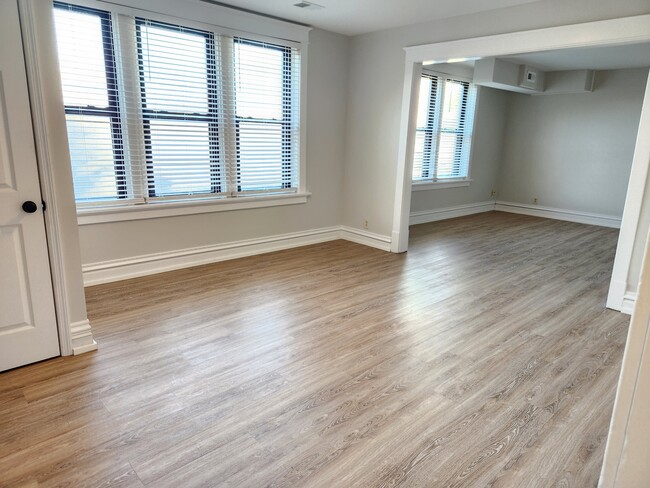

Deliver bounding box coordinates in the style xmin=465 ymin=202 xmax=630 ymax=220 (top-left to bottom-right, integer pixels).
xmin=0 ymin=0 xmax=60 ymax=371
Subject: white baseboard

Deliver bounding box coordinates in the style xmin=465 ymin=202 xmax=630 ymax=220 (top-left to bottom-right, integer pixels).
xmin=339 ymin=226 xmax=392 ymax=252
xmin=70 ymin=319 xmax=97 ymax=355
xmin=81 ymin=201 xmax=622 ymax=287
xmin=621 ymin=291 xmax=638 ymax=315
xmin=409 ymin=200 xmax=495 ymax=225
xmin=494 ymin=201 xmax=622 ymax=229
xmin=83 ymin=226 xmax=391 ymax=286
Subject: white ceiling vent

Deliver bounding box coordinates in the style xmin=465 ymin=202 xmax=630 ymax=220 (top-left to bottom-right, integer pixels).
xmin=293 ymin=1 xmax=324 ymax=10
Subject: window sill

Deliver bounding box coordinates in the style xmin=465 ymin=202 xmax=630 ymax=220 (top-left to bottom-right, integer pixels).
xmin=76 ymin=192 xmax=311 ymax=225
xmin=412 ymin=179 xmax=472 ymax=191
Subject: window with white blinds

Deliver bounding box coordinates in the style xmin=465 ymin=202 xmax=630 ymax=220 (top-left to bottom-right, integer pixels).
xmin=53 ymin=2 xmax=302 ymax=207
xmin=412 ymin=73 xmax=477 ymax=183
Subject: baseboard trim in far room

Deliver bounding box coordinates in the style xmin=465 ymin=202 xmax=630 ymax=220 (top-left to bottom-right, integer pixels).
xmin=82 ymin=225 xmax=391 ymax=286
xmin=494 ymin=200 xmax=622 ymax=229
xmin=409 ymin=200 xmax=495 ymax=225
xmin=83 ymin=201 xmax=623 ymax=286
xmin=339 ymin=226 xmax=392 ymax=252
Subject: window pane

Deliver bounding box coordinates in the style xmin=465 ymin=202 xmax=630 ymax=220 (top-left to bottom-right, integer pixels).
xmin=412 ymin=131 xmax=426 ymax=180
xmin=441 ymin=80 xmax=464 ymax=130
xmin=149 ymin=120 xmax=212 ymax=196
xmin=437 ymin=132 xmax=460 ymax=177
xmin=234 ymin=41 xmax=283 ymax=120
xmin=65 ymin=114 xmax=120 ymax=201
xmin=139 ymin=23 xmax=209 ymax=113
xmin=238 ymin=121 xmax=283 ymax=191
xmin=54 ymin=8 xmax=109 ymax=108
xmin=416 ymin=77 xmax=431 ymax=129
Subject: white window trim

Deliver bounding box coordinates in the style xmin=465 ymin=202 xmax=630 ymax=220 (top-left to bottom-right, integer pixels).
xmin=412 ymin=69 xmax=479 ymax=188
xmin=57 ymin=0 xmax=310 ymax=223
xmin=412 ymin=179 xmax=473 ymax=191
xmin=77 ymin=191 xmax=311 ymax=225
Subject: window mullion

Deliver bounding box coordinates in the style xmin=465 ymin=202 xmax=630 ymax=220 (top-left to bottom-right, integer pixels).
xmin=422 ymin=77 xmax=435 ymax=179
xmin=455 ymin=83 xmax=470 ymax=177
xmin=114 ymin=13 xmax=147 ymax=203
xmin=206 ymin=34 xmax=221 ymax=194
xmin=430 ymin=78 xmax=445 ymax=181
xmin=219 ymin=35 xmax=237 ymax=196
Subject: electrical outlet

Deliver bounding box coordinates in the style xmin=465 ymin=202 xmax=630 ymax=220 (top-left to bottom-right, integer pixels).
xmin=533 ymin=197 xmax=538 ymax=204
xmin=364 ymin=220 xmax=369 ymax=229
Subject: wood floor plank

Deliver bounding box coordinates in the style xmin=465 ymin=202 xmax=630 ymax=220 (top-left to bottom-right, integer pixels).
xmin=0 ymin=212 xmax=629 ymax=487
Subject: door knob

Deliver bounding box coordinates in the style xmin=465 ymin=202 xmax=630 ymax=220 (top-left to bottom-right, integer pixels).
xmin=22 ymin=201 xmax=38 ymax=213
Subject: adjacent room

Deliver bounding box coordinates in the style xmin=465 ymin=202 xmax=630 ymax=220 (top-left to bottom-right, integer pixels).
xmin=2 ymin=0 xmax=650 ymax=486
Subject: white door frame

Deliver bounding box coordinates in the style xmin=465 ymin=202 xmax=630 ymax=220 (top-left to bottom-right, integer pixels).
xmin=18 ymin=0 xmax=72 ymax=355
xmin=599 ymin=228 xmax=650 ymax=486
xmin=17 ymin=0 xmax=97 ymax=356
xmin=392 ymin=14 xmax=650 ymax=313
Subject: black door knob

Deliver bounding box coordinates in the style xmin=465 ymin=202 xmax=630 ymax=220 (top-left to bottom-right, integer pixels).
xmin=22 ymin=201 xmax=38 ymax=213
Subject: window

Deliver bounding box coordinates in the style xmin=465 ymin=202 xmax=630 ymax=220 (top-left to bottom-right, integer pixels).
xmin=53 ymin=2 xmax=302 ymax=209
xmin=53 ymin=4 xmax=124 ymax=202
xmin=412 ymin=73 xmax=477 ymax=184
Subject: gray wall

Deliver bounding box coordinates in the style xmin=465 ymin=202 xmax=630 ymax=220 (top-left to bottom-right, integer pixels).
xmin=342 ymin=0 xmax=650 ymax=236
xmin=78 ymin=0 xmax=650 ymax=267
xmin=410 ymin=86 xmax=509 ymax=213
xmin=79 ymin=28 xmax=349 ymax=264
xmin=497 ymin=69 xmax=648 ymax=216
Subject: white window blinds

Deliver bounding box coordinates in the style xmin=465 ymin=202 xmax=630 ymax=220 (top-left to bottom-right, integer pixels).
xmin=54 ymin=5 xmax=125 ymax=202
xmin=53 ymin=2 xmax=302 ymax=206
xmin=412 ymin=73 xmax=477 ymax=182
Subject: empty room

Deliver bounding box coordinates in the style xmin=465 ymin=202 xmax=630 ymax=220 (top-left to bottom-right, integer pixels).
xmin=2 ymin=0 xmax=650 ymax=487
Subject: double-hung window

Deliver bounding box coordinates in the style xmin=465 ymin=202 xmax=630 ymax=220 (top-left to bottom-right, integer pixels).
xmin=412 ymin=72 xmax=478 ymax=185
xmin=54 ymin=4 xmax=125 ymax=202
xmin=137 ymin=20 xmax=220 ymax=198
xmin=53 ymin=1 xmax=302 ymax=211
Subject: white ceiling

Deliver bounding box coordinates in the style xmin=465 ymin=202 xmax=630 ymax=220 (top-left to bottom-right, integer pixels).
xmin=441 ymin=43 xmax=650 ymax=72
xmin=502 ymin=43 xmax=650 ymax=71
xmin=208 ymin=0 xmax=542 ymax=36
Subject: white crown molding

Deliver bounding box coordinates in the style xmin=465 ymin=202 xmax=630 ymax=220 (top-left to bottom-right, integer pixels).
xmin=410 ymin=200 xmax=494 ymax=225
xmin=495 ymin=201 xmax=621 ymax=229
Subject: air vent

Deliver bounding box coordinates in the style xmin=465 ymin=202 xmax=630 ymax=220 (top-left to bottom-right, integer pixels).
xmin=293 ymin=1 xmax=324 ymax=10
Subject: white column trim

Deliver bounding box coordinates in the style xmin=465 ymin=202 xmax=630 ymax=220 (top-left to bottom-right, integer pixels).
xmin=608 ymin=74 xmax=650 ymax=311
xmin=391 ymin=61 xmax=421 ymax=253
xmin=600 ymin=230 xmax=650 ymax=486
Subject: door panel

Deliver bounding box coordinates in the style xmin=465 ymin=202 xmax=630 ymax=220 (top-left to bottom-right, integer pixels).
xmin=0 ymin=226 xmax=34 ymax=331
xmin=0 ymin=0 xmax=60 ymax=371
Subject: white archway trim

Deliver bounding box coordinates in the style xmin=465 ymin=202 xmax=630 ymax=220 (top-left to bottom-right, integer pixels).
xmin=607 ymin=75 xmax=650 ymax=311
xmin=404 ymin=15 xmax=650 ymax=64
xmin=393 ymin=15 xmax=650 ymax=312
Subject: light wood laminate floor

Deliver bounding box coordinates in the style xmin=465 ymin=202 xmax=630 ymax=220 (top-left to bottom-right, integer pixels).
xmin=0 ymin=212 xmax=629 ymax=487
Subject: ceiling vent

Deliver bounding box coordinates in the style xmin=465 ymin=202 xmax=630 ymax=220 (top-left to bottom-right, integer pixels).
xmin=293 ymin=1 xmax=324 ymax=10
